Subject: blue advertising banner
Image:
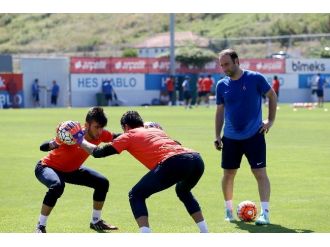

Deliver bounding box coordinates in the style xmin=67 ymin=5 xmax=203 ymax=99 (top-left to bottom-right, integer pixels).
xmin=145 ymin=74 xmax=166 ymax=90
xmin=298 ymin=74 xmax=330 ymax=88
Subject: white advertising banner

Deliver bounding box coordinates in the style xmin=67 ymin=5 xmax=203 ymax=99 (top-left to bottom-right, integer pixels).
xmin=71 ymin=73 xmax=145 ymax=91
xmin=286 ymin=59 xmax=330 ymax=74
xmin=263 ymin=74 xmax=298 ymax=89
xmin=70 ymin=73 xmax=160 ymax=107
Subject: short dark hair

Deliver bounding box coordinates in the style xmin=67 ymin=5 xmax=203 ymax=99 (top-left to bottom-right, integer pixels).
xmin=85 ymin=106 xmax=107 ymax=127
xmin=219 ymin=48 xmax=239 ymax=63
xmin=120 ymin=110 xmax=144 ymax=129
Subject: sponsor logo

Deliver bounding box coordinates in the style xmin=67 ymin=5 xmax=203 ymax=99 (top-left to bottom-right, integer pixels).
xmin=0 ymin=93 xmax=23 ymax=105
xmin=152 ymin=61 xmax=170 ymax=70
xmin=109 ymin=77 xmax=137 ymax=88
xmin=0 ymin=76 xmax=5 ymax=89
xmin=74 ymin=60 xmax=107 ymax=71
xmin=77 ymin=77 xmax=99 ymax=88
xmin=256 ymin=61 xmax=283 ymax=71
xmin=291 ymin=60 xmax=326 ymax=72
xmin=114 ymin=60 xmax=146 ymax=71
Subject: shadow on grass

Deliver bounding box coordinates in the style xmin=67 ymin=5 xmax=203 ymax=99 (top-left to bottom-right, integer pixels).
xmin=90 ymin=228 xmax=118 ymax=233
xmin=231 ymin=220 xmax=314 ymax=233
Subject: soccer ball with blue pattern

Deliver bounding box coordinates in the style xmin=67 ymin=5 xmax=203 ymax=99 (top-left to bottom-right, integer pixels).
xmin=57 ymin=121 xmax=76 ymax=145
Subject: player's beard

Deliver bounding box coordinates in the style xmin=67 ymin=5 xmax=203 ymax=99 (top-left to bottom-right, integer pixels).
xmin=225 ymin=65 xmax=239 ymax=79
xmin=225 ymin=70 xmax=234 ymax=77
xmin=86 ymin=128 xmax=99 ymax=140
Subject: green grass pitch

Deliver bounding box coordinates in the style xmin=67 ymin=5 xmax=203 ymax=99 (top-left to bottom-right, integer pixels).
xmin=0 ymin=103 xmax=329 ymax=233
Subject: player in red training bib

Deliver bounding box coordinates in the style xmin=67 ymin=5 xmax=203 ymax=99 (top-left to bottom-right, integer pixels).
xmin=34 ymin=107 xmax=120 ymax=233
xmin=72 ymin=111 xmax=209 ymax=233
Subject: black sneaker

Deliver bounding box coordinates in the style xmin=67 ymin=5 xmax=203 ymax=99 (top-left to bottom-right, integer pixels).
xmin=35 ymin=224 xmax=46 ymax=233
xmin=90 ymin=220 xmax=118 ymax=231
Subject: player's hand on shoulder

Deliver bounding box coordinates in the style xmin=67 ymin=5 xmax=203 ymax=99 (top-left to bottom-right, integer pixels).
xmin=144 ymin=121 xmax=163 ymax=130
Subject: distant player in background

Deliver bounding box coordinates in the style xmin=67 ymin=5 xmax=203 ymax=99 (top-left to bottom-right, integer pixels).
xmin=50 ymin=80 xmax=60 ymax=107
xmin=73 ymin=110 xmax=209 ymax=233
xmin=182 ymin=76 xmax=192 ymax=109
xmin=196 ymin=75 xmax=204 ymax=106
xmin=310 ymin=74 xmax=319 ymax=103
xmin=316 ymin=73 xmax=326 ymax=107
xmin=202 ymin=74 xmax=214 ymax=107
xmin=32 ymin=78 xmax=40 ymax=107
xmin=165 ymin=76 xmax=175 ymax=105
xmin=214 ymin=48 xmax=277 ymax=225
xmin=102 ymin=80 xmax=114 ymax=106
xmin=34 ymin=107 xmax=119 ymax=233
xmin=272 ymin=75 xmax=280 ymax=101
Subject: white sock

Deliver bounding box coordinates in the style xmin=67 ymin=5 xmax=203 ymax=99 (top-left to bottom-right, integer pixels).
xmin=140 ymin=226 xmax=151 ymax=233
xmin=92 ymin=209 xmax=102 ymax=224
xmin=38 ymin=214 xmax=48 ymax=226
xmin=261 ymin=201 xmax=269 ymax=215
xmin=197 ymin=220 xmax=209 ymax=233
xmin=225 ymin=200 xmax=233 ymax=210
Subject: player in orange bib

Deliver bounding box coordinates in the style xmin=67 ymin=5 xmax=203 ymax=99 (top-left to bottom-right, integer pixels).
xmin=71 ymin=111 xmax=209 ymax=233
xmin=34 ymin=107 xmax=119 ymax=233
xmin=202 ymin=74 xmax=214 ymax=107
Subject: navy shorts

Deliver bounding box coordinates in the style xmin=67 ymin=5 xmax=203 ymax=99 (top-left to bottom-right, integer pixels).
xmin=128 ymin=152 xmax=204 ymax=218
xmin=316 ymin=89 xmax=323 ymax=97
xmin=221 ymin=131 xmax=266 ymax=169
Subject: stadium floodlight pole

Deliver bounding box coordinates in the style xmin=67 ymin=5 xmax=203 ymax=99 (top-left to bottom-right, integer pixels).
xmin=169 ymin=13 xmax=175 ymax=76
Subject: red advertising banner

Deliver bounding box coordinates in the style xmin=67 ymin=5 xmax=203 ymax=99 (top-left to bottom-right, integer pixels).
xmin=0 ymin=73 xmax=24 ymax=108
xmin=239 ymin=59 xmax=285 ymax=74
xmin=70 ymin=57 xmax=285 ymax=74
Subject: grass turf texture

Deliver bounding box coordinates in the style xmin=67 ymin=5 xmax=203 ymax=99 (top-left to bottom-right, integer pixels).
xmin=0 ymin=104 xmax=329 ymax=233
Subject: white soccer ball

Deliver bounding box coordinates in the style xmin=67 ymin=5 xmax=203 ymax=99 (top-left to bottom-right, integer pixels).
xmin=57 ymin=121 xmax=76 ymax=145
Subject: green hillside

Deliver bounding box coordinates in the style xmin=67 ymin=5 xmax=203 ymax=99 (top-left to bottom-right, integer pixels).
xmin=0 ymin=13 xmax=329 ymax=57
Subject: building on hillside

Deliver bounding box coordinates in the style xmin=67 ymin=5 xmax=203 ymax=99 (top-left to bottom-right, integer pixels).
xmin=134 ymin=31 xmax=209 ymax=58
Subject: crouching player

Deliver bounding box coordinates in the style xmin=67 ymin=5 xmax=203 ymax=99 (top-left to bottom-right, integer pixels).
xmin=69 ymin=111 xmax=209 ymax=233
xmin=34 ymin=106 xmax=119 ymax=233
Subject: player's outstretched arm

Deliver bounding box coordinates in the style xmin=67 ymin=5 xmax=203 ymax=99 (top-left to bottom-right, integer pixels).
xmin=79 ymin=139 xmax=97 ymax=154
xmin=92 ymin=144 xmax=119 ymax=158
xmin=79 ymin=139 xmax=118 ymax=158
xmin=112 ymin=133 xmax=122 ymax=139
xmin=68 ymin=121 xmax=118 ymax=158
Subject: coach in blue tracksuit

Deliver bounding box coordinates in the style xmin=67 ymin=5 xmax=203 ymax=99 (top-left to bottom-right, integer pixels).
xmin=214 ymin=48 xmax=277 ymax=225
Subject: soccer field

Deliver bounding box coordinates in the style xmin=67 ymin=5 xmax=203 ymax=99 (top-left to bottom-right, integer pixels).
xmin=0 ymin=104 xmax=329 ymax=233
